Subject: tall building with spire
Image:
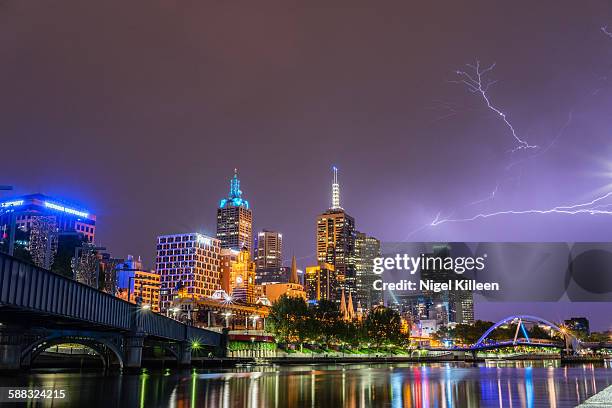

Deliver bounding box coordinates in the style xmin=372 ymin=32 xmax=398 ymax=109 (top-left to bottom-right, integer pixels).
xmin=216 ymin=169 xmax=253 ymax=252
xmin=316 ymin=166 xmax=356 ymax=303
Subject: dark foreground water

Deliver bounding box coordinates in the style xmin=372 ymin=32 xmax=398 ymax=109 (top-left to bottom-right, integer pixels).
xmin=1 ymin=360 xmax=611 ymax=407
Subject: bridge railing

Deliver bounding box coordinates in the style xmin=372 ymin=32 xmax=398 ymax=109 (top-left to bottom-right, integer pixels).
xmin=0 ymin=252 xmax=132 ymax=330
xmin=0 ymin=253 xmax=220 ymax=345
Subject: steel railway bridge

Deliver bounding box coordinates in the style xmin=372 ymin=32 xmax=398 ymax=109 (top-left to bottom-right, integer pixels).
xmin=0 ymin=253 xmax=225 ymax=371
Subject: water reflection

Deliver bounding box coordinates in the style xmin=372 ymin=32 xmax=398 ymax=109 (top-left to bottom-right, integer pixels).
xmin=1 ymin=361 xmax=611 ymax=407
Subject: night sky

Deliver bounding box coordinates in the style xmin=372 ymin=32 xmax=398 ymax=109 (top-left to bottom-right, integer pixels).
xmin=2 ymin=1 xmax=612 ymax=329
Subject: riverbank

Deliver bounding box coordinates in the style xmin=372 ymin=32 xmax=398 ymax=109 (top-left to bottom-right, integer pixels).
xmin=578 ymin=384 xmax=612 ymax=407
xmin=18 ymin=351 xmax=609 ymax=372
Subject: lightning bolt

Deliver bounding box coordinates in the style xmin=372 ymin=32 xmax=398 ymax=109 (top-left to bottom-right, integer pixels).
xmin=602 ymin=25 xmax=612 ymax=39
xmin=453 ymin=61 xmax=538 ymax=152
xmin=430 ymin=191 xmax=612 ymax=226
xmin=468 ymin=181 xmax=500 ymax=206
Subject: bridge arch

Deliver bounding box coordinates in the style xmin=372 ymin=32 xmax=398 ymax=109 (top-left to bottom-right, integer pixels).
xmin=475 ymin=315 xmax=568 ymax=346
xmin=21 ymin=334 xmax=125 ymax=369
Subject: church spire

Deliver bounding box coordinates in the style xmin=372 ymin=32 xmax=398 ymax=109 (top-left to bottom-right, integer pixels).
xmin=289 ymin=255 xmax=299 ymax=284
xmin=340 ymin=288 xmax=348 ymax=320
xmin=347 ymin=291 xmax=355 ymax=320
xmin=331 ymin=166 xmax=342 ymax=210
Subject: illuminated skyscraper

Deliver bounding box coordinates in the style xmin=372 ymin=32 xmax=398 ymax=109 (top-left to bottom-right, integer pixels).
xmin=316 ymin=167 xmax=356 ymax=301
xmin=355 ymin=232 xmax=382 ymax=309
xmin=0 ymin=193 xmax=96 ymax=243
xmin=254 ymin=230 xmax=282 ymax=270
xmin=305 ymin=262 xmax=337 ymax=303
xmin=156 ymin=233 xmax=221 ymax=313
xmin=216 ymin=169 xmax=253 ymax=252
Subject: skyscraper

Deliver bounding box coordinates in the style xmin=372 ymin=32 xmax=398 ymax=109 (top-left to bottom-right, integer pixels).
xmin=254 ymin=230 xmax=282 ymax=269
xmin=305 ymin=262 xmax=337 ymax=303
xmin=216 ymin=169 xmax=253 ymax=252
xmin=355 ymin=232 xmax=382 ymax=309
xmin=156 ymin=233 xmax=221 ymax=313
xmin=420 ymin=244 xmax=474 ymax=325
xmin=0 ymin=194 xmax=96 ymax=243
xmin=316 ymin=167 xmax=356 ymax=301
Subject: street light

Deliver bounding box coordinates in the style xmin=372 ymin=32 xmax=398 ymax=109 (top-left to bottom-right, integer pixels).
xmin=141 ymin=304 xmax=151 ymax=310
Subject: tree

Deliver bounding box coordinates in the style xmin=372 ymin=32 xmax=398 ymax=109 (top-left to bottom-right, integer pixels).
xmin=266 ymin=295 xmax=310 ymax=345
xmin=528 ymin=325 xmax=552 ymax=340
xmin=364 ymin=307 xmax=405 ymax=348
xmin=0 ymin=227 xmax=33 ymax=264
xmin=311 ymin=300 xmax=341 ymax=345
xmin=51 ymin=233 xmax=88 ymax=278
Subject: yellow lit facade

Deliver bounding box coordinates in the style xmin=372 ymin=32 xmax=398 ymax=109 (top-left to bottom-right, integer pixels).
xmin=316 ymin=209 xmax=355 ymax=299
xmin=305 ymin=262 xmax=337 ymax=302
xmin=262 ymin=282 xmax=307 ymax=304
xmin=220 ymin=248 xmax=256 ymax=304
xmin=117 ymin=269 xmax=161 ymax=312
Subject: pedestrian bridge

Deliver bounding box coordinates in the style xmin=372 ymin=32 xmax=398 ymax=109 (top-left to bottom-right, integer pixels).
xmin=0 ymin=252 xmax=225 ymax=370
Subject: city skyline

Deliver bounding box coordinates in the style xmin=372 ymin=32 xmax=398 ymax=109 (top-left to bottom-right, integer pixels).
xmin=3 ymin=178 xmax=612 ymax=331
xmin=3 ymin=1 xmax=612 ymax=331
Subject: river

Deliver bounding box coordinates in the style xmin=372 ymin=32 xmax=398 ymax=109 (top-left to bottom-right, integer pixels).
xmin=1 ymin=360 xmax=611 ymax=407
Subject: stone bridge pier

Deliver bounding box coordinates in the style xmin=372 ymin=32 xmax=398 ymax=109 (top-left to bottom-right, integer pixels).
xmin=0 ymin=327 xmax=27 ymax=371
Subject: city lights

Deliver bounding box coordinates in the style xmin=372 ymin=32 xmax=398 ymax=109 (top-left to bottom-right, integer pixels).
xmin=44 ymin=201 xmax=89 ymax=218
xmin=0 ymin=200 xmax=23 ymax=208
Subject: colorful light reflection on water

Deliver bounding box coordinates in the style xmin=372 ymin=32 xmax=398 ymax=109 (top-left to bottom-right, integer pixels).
xmin=3 ymin=360 xmax=611 ymax=407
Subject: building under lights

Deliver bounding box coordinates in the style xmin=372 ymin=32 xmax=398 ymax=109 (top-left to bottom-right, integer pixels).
xmin=216 ymin=169 xmax=253 ymax=252
xmin=220 ymin=248 xmax=256 ymax=304
xmin=305 ymin=262 xmax=337 ymax=303
xmin=116 ymin=255 xmax=161 ymax=312
xmin=316 ymin=167 xmax=356 ymax=302
xmin=0 ymin=193 xmax=96 ymax=243
xmin=155 ymin=233 xmax=221 ymax=313
xmin=355 ymin=232 xmax=382 ymax=309
xmin=254 ymin=229 xmax=282 ymax=270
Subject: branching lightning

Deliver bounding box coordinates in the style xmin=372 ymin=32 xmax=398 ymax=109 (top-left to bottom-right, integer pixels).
xmin=452 ymin=61 xmax=538 ymax=152
xmin=430 ymin=191 xmax=612 ymax=227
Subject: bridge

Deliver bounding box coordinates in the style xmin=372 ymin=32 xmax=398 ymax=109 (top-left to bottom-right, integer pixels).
xmin=469 ymin=314 xmax=578 ymax=352
xmin=427 ymin=315 xmax=612 ymax=355
xmin=0 ymin=252 xmax=225 ymax=371
xmin=456 ymin=315 xmax=611 ymax=353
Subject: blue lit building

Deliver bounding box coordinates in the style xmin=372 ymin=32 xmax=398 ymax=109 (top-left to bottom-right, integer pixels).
xmin=216 ymin=169 xmax=253 ymax=252
xmin=0 ymin=194 xmax=96 ymax=243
